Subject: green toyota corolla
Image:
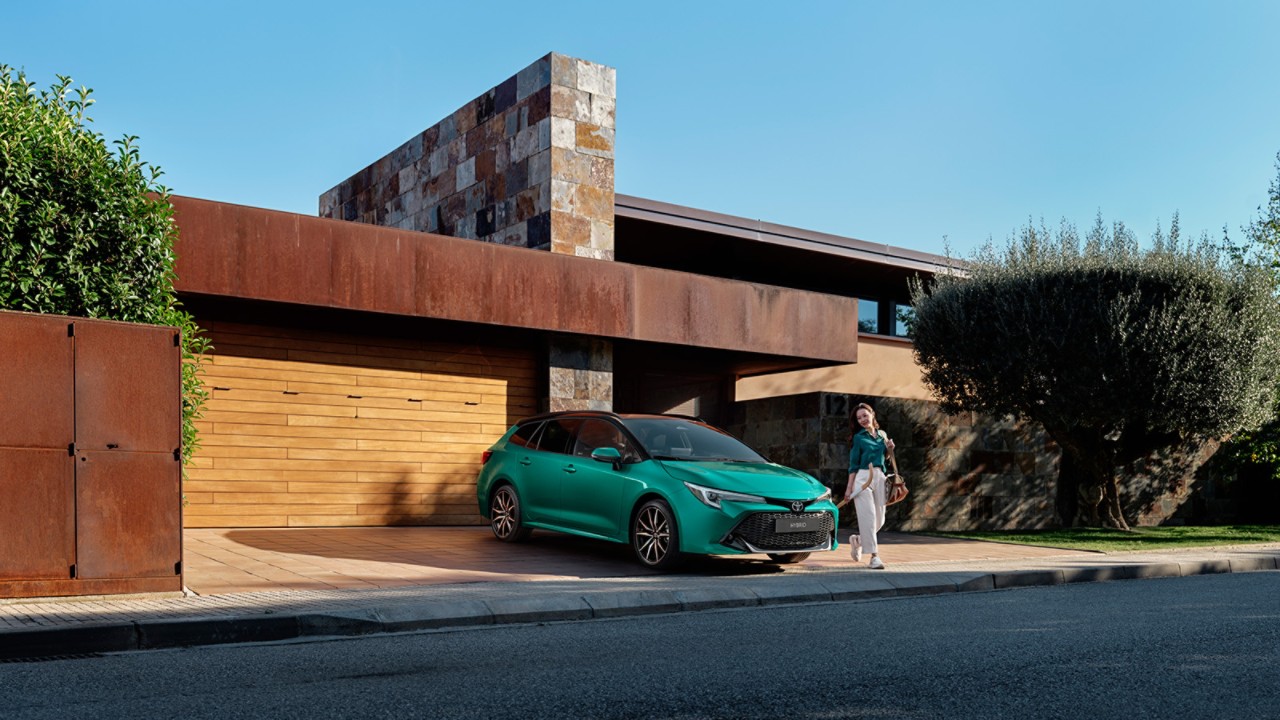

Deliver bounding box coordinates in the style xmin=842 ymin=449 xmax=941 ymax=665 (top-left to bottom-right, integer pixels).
xmin=476 ymin=411 xmax=838 ymax=569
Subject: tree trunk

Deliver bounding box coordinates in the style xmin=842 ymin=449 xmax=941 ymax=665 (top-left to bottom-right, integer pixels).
xmin=1101 ymin=474 xmax=1130 ymax=530
xmin=1055 ymin=453 xmax=1080 ymax=527
xmin=1050 ymin=429 xmax=1130 ymax=529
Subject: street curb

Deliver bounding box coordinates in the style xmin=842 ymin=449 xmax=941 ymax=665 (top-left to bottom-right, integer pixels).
xmin=1 ymin=556 xmax=1276 ymax=661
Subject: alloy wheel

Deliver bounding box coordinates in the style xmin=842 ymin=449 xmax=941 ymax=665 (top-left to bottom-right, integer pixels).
xmin=632 ymin=498 xmax=683 ymax=569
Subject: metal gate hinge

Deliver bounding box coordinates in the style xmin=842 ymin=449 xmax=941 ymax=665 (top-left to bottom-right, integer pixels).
xmin=69 ymin=564 xmax=76 ymax=579
xmin=67 ymin=322 xmax=74 ymax=337
xmin=174 ymin=561 xmax=182 ymax=575
xmin=68 ymin=443 xmax=75 ymax=456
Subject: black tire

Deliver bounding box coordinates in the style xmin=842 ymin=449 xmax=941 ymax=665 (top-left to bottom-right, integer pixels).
xmin=489 ymin=484 xmax=532 ymax=542
xmin=632 ymin=498 xmax=683 ymax=570
xmin=766 ymin=552 xmax=811 ymax=564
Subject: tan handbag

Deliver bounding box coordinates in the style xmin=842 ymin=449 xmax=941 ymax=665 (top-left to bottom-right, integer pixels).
xmin=885 ymin=444 xmax=909 ymax=506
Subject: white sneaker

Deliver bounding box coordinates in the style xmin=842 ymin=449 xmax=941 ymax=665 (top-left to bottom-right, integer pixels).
xmin=850 ymin=536 xmax=862 ymax=562
xmin=869 ymin=556 xmax=885 ymax=570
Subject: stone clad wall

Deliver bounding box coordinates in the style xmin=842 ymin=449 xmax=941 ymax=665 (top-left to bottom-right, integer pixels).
xmin=728 ymin=391 xmax=1234 ymax=529
xmin=319 ymin=52 xmax=616 ymax=260
xmin=728 ymin=392 xmax=1060 ymax=531
xmin=319 ymin=52 xmax=619 ymax=412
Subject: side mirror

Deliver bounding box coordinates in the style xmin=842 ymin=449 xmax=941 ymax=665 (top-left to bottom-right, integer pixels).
xmin=590 ymin=446 xmax=623 ymax=469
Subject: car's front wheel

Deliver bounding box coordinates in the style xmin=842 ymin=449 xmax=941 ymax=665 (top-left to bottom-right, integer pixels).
xmin=632 ymin=498 xmax=682 ymax=570
xmin=766 ymin=552 xmax=810 ymax=564
xmin=490 ymin=484 xmax=532 ymax=542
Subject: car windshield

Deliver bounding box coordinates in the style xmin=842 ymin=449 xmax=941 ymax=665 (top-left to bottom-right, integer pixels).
xmin=620 ymin=418 xmax=766 ymax=463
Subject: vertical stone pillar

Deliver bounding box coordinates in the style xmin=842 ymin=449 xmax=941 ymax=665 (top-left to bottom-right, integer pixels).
xmin=548 ymin=336 xmax=613 ymax=412
xmin=318 ymin=52 xmax=618 ymax=412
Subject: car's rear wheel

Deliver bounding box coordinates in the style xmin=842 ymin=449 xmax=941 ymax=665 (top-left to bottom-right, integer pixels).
xmin=632 ymin=499 xmax=682 ymax=570
xmin=490 ymin=484 xmax=532 ymax=542
xmin=766 ymin=552 xmax=810 ymax=564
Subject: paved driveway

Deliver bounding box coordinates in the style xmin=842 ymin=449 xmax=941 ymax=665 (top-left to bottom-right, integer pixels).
xmin=183 ymin=527 xmax=1095 ymax=595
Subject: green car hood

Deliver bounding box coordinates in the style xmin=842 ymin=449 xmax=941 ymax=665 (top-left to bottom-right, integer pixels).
xmin=657 ymin=460 xmax=827 ymax=499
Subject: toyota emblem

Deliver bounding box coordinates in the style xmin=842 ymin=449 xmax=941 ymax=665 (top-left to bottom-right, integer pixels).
xmin=790 ymin=500 xmax=805 ymax=513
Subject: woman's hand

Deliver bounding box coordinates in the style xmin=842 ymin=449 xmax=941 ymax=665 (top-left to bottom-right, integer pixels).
xmin=886 ymin=438 xmax=896 ymax=453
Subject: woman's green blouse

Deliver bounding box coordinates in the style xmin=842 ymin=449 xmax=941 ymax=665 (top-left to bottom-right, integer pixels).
xmin=849 ymin=429 xmax=887 ymax=472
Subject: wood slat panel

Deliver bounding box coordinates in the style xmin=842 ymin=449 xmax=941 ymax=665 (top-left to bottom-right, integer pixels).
xmin=186 ymin=322 xmax=534 ymax=528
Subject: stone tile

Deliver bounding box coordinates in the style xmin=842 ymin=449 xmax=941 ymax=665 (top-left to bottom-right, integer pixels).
xmin=590 ymin=94 xmax=616 ymax=128
xmin=455 ymin=157 xmax=476 ymax=192
xmin=574 ymin=184 xmax=614 ymax=223
xmin=552 ymin=84 xmax=592 ymax=122
xmin=551 ymin=210 xmax=591 ymax=248
xmin=551 ymin=178 xmax=577 ymax=214
xmin=575 ymin=123 xmax=615 ymax=158
xmin=551 ymin=117 xmax=576 ymax=150
xmin=551 ymin=147 xmax=594 ymax=185
xmin=516 ymin=55 xmax=551 ymax=101
xmin=528 ymin=149 xmax=551 ymax=186
xmin=550 ymin=53 xmax=577 ymax=87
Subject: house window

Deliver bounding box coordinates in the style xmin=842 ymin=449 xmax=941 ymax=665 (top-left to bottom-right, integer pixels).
xmin=892 ymin=303 xmax=914 ymax=338
xmin=858 ymin=299 xmax=879 ymax=334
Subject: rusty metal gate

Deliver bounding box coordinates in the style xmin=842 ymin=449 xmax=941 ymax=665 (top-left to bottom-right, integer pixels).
xmin=0 ymin=310 xmax=182 ymax=599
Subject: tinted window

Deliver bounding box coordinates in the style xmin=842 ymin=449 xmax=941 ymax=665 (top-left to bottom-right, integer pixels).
xmin=508 ymin=422 xmax=541 ymax=449
xmin=858 ymin=299 xmax=879 ymax=334
xmin=621 ymin=418 xmax=765 ymax=463
xmin=893 ymin=303 xmax=914 ymax=338
xmin=573 ymin=419 xmax=625 ymax=458
xmin=536 ymin=418 xmax=581 ymax=455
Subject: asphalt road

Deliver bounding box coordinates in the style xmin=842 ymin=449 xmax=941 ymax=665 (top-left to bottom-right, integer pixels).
xmin=2 ymin=572 xmax=1277 ymax=719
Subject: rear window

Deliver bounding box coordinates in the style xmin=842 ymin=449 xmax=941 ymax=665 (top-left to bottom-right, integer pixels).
xmin=508 ymin=422 xmax=542 ymax=448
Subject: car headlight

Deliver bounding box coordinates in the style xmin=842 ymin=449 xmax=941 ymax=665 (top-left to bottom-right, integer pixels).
xmin=815 ymin=487 xmax=832 ymax=503
xmin=684 ymin=481 xmax=766 ymax=509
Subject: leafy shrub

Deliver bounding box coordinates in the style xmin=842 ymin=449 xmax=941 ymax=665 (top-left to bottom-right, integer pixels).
xmin=0 ymin=66 xmax=208 ymax=466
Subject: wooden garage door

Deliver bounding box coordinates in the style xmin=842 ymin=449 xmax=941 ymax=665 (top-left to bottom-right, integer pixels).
xmin=184 ymin=321 xmax=537 ymax=527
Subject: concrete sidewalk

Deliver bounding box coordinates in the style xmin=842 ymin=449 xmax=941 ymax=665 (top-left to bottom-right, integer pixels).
xmin=2 ymin=528 xmax=1277 ymax=661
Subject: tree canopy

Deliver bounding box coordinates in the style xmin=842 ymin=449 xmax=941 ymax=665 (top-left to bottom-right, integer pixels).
xmin=909 ymin=214 xmax=1280 ymax=528
xmin=0 ymin=67 xmax=207 ymax=464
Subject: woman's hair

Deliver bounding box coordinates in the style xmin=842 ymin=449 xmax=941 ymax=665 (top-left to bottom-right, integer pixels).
xmin=851 ymin=402 xmax=879 ymax=434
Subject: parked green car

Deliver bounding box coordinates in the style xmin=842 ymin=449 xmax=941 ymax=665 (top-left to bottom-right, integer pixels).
xmin=476 ymin=411 xmax=838 ymax=570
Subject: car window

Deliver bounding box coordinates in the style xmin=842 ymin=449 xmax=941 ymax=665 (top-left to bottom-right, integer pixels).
xmin=622 ymin=418 xmax=765 ymax=463
xmin=508 ymin=422 xmax=542 ymax=449
xmin=535 ymin=418 xmax=581 ymax=455
xmin=572 ymin=419 xmax=629 ymax=458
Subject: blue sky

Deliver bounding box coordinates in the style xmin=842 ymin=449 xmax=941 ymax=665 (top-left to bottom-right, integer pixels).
xmin=7 ymin=1 xmax=1279 ymax=257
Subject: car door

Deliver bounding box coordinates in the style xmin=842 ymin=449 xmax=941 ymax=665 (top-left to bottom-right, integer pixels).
xmin=558 ymin=419 xmax=634 ymax=539
xmin=521 ymin=417 xmax=579 ymax=524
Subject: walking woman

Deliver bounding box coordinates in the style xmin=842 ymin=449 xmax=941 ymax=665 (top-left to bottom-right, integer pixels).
xmin=844 ymin=402 xmax=895 ymax=569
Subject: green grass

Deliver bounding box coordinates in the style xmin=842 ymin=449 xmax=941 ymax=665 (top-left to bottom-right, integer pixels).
xmin=921 ymin=525 xmax=1280 ymax=553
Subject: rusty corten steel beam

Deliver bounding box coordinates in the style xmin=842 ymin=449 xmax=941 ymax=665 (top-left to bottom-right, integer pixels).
xmin=171 ymin=196 xmax=858 ymax=365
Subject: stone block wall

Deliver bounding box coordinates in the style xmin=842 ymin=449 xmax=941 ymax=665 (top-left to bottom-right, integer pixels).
xmin=728 ymin=392 xmax=1058 ymax=531
xmin=728 ymin=391 xmax=1236 ymax=529
xmin=319 ymin=52 xmax=616 ymax=260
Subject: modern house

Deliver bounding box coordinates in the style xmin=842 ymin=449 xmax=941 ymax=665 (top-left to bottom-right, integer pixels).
xmin=169 ymin=53 xmax=1127 ymax=532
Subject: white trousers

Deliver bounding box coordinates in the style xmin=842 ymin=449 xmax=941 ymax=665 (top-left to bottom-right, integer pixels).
xmin=847 ymin=468 xmax=886 ymax=555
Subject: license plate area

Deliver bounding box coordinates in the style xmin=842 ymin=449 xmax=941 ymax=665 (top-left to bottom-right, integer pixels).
xmin=774 ymin=516 xmax=814 ymax=533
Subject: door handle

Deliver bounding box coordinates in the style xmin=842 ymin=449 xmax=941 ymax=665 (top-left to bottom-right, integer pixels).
xmin=519 ymin=458 xmax=532 ymax=466
xmin=563 ymin=465 xmax=576 ymax=473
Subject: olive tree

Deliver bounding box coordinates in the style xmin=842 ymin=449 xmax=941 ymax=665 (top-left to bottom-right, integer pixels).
xmin=1221 ymin=153 xmax=1280 ymax=476
xmin=909 ymin=216 xmax=1280 ymax=528
xmin=0 ymin=66 xmax=208 ymax=465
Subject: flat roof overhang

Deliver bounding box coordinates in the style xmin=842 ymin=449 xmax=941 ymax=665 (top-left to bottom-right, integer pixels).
xmin=615 ymin=194 xmax=954 ymax=275
xmin=171 ymin=197 xmax=858 ymax=373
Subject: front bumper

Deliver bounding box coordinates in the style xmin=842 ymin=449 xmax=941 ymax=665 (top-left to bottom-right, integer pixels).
xmin=669 ymin=491 xmax=839 ymax=555
xmin=719 ymin=511 xmax=836 ymax=554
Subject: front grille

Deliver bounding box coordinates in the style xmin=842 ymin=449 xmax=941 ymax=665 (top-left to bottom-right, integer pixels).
xmin=729 ymin=511 xmax=834 ymax=551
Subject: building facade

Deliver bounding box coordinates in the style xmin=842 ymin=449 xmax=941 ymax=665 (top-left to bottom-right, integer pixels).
xmin=171 ymin=52 xmax=1210 ymax=530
